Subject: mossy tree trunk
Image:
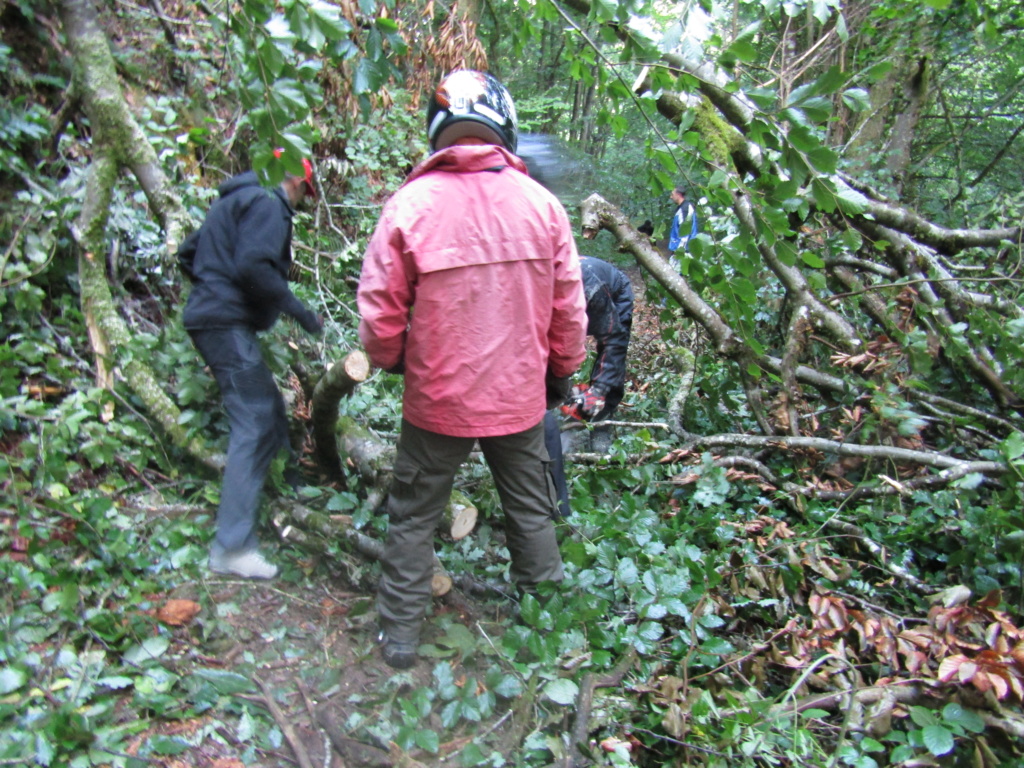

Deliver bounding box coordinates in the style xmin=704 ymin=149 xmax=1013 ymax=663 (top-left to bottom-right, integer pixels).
xmin=59 ymin=0 xmax=215 ymax=468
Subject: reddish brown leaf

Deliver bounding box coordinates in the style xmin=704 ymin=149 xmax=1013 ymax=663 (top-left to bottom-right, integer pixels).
xmin=977 ymin=589 xmax=1003 ymax=609
xmin=156 ymin=599 xmax=201 ymax=627
xmin=984 ymin=671 xmax=1008 ymax=699
xmin=937 ymin=654 xmax=970 ymax=683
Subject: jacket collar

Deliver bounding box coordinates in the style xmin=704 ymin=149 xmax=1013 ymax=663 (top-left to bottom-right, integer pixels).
xmin=405 ymin=145 xmax=529 ymax=185
xmin=217 ymin=170 xmax=294 ymax=214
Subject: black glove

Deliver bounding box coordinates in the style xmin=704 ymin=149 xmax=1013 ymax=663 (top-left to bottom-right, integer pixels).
xmin=545 ymin=370 xmax=572 ymax=410
xmin=386 ymin=360 xmax=405 ymax=375
xmin=298 ymin=308 xmax=323 ymax=335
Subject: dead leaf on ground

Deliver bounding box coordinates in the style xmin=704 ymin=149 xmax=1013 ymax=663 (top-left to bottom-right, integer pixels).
xmin=156 ymin=599 xmax=202 ymax=626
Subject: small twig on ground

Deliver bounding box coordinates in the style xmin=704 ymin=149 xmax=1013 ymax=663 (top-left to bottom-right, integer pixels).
xmin=253 ymin=675 xmax=315 ymax=768
xmin=566 ymin=648 xmax=639 ymax=768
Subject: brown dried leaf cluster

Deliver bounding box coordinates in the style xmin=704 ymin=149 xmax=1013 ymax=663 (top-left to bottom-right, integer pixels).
xmin=831 ymin=334 xmax=903 ymax=375
xmin=735 ymin=554 xmax=1024 ymax=703
xmin=403 ymin=4 xmax=488 ymax=108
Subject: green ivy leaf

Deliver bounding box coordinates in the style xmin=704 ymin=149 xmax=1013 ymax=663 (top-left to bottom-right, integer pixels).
xmin=415 ymin=728 xmax=440 ymax=753
xmin=800 ymin=708 xmax=830 ymax=719
xmin=0 ymin=667 xmax=27 ymax=694
xmin=124 ymin=635 xmax=170 ymax=665
xmin=835 ymin=185 xmax=870 ymax=215
xmin=97 ymin=675 xmax=134 ymax=690
xmin=543 ymin=678 xmax=579 ymax=705
xmin=638 ymin=621 xmax=663 ymax=642
xmin=700 ymin=636 xmax=734 ymax=655
xmin=801 ymin=250 xmax=825 ymax=269
xmin=192 ymin=668 xmax=255 ymax=694
xmin=1000 ymin=431 xmax=1024 ymax=461
xmin=942 ymin=702 xmax=985 ymax=734
xmin=615 ymin=557 xmax=639 ymax=586
xmin=269 ymin=79 xmax=309 ymax=115
xmin=842 ymin=88 xmax=871 ymax=112
xmin=150 ymin=735 xmax=190 ymax=755
xmin=909 ymin=706 xmax=939 ymax=727
xmin=310 ymin=2 xmax=351 ymax=40
xmin=519 ymin=594 xmax=541 ymax=627
xmin=35 ymin=733 xmax=55 ymax=766
xmin=922 ymin=724 xmax=954 ymax=756
xmin=490 ymin=673 xmax=523 ymax=698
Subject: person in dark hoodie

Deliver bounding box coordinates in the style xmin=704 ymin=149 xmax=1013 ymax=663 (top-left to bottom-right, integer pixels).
xmin=545 ymin=255 xmax=633 ymax=516
xmin=179 ymin=152 xmax=322 ymax=580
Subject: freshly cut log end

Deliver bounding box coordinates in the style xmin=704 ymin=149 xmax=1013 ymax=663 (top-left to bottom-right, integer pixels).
xmin=340 ymin=353 xmax=370 ymax=382
xmin=443 ymin=489 xmax=478 ymax=540
xmin=448 ymin=503 xmax=477 ymax=540
xmin=431 ymin=560 xmax=453 ymax=597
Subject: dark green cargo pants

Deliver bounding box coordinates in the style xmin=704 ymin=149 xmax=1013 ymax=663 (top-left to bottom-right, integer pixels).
xmin=378 ymin=419 xmax=562 ymax=643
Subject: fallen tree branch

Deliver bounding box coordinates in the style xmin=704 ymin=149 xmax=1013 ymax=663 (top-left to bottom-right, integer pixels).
xmin=822 ymin=518 xmax=933 ymax=592
xmin=681 ymin=431 xmax=1007 ymax=473
xmin=768 ymin=680 xmax=932 ymax=719
xmin=314 ymin=705 xmax=393 ymax=768
xmin=566 ymin=648 xmax=638 ymax=768
xmin=253 ymin=676 xmax=315 ymax=768
xmin=272 ymin=500 xmax=454 ymax=596
xmin=735 ymin=193 xmax=860 ymax=351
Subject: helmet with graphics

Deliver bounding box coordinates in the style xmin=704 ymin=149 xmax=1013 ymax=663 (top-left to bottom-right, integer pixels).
xmin=426 ymin=70 xmax=518 ymax=154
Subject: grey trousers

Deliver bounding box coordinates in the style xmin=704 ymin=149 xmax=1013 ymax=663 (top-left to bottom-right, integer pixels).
xmin=190 ymin=328 xmax=290 ymax=553
xmin=378 ymin=419 xmax=562 ymax=642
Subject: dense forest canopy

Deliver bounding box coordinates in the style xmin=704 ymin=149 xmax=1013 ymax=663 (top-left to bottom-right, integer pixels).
xmin=2 ymin=0 xmax=1024 ymax=766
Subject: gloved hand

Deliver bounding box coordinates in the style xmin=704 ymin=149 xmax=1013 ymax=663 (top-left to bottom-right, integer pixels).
xmin=298 ymin=308 xmax=323 ymax=335
xmin=560 ymin=383 xmax=607 ymax=421
xmin=545 ymin=370 xmax=572 ymax=409
xmin=386 ymin=360 xmax=405 ymax=375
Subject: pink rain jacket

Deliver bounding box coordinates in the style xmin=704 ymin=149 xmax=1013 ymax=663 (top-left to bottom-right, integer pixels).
xmin=357 ymin=144 xmax=587 ymax=438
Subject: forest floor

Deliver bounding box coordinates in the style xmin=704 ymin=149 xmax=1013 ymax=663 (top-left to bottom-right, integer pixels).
xmin=138 ymin=263 xmax=667 ymax=768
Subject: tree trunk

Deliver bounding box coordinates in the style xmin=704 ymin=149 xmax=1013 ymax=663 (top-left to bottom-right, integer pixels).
xmin=59 ymin=0 xmax=215 ymax=467
xmin=311 ymin=350 xmax=370 ymax=481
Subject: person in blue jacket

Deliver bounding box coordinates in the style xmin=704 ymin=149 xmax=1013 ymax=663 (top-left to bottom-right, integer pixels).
xmin=178 ymin=155 xmax=322 ymax=580
xmin=545 ymin=255 xmax=634 ymax=516
xmin=667 ymin=187 xmax=698 ymax=266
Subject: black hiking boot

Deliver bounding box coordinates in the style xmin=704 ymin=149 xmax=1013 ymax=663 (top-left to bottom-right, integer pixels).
xmin=377 ymin=629 xmax=417 ymax=670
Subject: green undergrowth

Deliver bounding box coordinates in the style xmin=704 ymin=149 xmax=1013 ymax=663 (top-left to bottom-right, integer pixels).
xmin=4 ymin=263 xmax=1024 ymax=768
xmin=4 ymin=292 xmax=1024 ymax=766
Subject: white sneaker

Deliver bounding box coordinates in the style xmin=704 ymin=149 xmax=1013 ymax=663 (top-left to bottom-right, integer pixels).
xmin=209 ymin=548 xmax=278 ymax=580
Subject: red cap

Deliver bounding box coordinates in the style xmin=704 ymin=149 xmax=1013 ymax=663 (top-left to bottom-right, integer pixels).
xmin=273 ymin=148 xmax=316 ymax=198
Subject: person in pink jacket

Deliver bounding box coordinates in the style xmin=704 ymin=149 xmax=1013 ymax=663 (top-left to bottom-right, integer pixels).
xmin=357 ymin=70 xmax=588 ymax=669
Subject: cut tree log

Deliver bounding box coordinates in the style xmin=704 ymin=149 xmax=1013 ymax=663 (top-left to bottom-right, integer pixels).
xmin=272 ymin=499 xmax=453 ymax=596
xmin=443 ymin=488 xmax=478 ymax=540
xmin=311 ymin=350 xmax=370 ymax=481
xmin=336 ymin=414 xmax=395 ymax=485
xmin=308 ymin=354 xmax=479 ymax=539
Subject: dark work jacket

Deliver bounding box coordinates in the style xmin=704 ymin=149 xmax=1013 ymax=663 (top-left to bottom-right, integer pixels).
xmin=182 ymin=172 xmax=316 ymax=332
xmin=580 ymin=255 xmax=633 ymax=411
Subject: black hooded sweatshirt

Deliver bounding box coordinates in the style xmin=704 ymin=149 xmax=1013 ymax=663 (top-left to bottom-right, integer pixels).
xmin=182 ymin=171 xmax=318 ymax=333
xmin=580 ymin=255 xmax=633 ymax=410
